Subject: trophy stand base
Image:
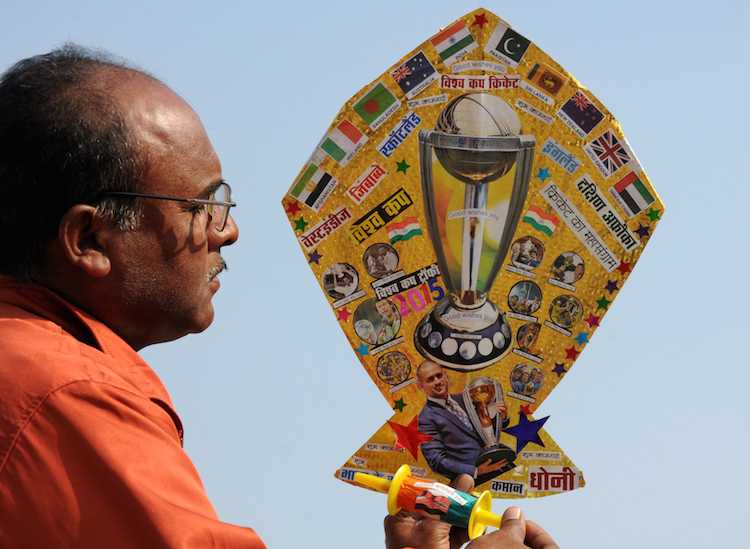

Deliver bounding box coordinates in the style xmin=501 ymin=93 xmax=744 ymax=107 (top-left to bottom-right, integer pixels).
xmin=414 ymin=298 xmax=512 ymax=371
xmin=474 ymin=444 xmax=517 ymax=487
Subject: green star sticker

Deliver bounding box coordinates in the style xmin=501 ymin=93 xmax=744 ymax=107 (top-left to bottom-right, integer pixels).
xmin=646 ymin=208 xmax=661 ymax=221
xmin=396 ymin=159 xmax=410 ymax=174
xmin=393 ymin=398 xmax=407 ymax=413
xmin=596 ymin=296 xmax=611 ymax=311
xmin=294 ymin=217 xmax=308 ymax=232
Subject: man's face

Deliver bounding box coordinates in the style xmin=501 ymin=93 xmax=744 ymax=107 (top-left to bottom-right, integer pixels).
xmin=107 ymin=75 xmax=239 ymax=347
xmin=418 ymin=362 xmax=448 ymax=399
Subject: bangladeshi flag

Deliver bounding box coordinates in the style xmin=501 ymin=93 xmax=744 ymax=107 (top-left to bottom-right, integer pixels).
xmin=353 ymin=82 xmax=398 ymax=127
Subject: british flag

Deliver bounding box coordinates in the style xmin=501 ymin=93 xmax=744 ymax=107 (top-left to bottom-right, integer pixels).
xmin=585 ymin=130 xmax=631 ymax=177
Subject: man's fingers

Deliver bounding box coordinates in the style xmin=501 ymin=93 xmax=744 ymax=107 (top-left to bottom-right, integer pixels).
xmin=524 ymin=520 xmax=559 ymax=549
xmin=497 ymin=506 xmax=526 ymax=542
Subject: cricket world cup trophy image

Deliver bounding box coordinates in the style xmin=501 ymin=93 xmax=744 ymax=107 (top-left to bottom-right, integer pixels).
xmin=415 ymin=93 xmax=535 ymax=370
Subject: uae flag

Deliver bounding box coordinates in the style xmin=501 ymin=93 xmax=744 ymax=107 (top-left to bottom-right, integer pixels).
xmin=353 ymin=82 xmax=399 ymax=129
xmin=522 ymin=205 xmax=559 ymax=236
xmin=430 ymin=20 xmax=477 ymax=66
xmin=387 ymin=217 xmax=422 ymax=244
xmin=610 ymin=172 xmax=655 ymax=217
xmin=290 ymin=163 xmax=337 ymax=211
xmin=319 ymin=120 xmax=367 ymax=166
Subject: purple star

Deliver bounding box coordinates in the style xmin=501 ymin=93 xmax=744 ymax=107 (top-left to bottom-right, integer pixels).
xmin=307 ymin=250 xmax=322 ymax=264
xmin=552 ymin=363 xmax=567 ymax=377
xmin=635 ymin=224 xmax=650 ymax=239
xmin=605 ymin=280 xmax=619 ymax=294
xmin=505 ymin=413 xmax=549 ymax=453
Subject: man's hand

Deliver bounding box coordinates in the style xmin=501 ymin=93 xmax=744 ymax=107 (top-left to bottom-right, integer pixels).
xmin=467 ymin=507 xmax=559 ymax=549
xmin=383 ymin=506 xmax=558 ymax=549
xmin=384 ymin=511 xmax=468 ymax=549
xmin=476 ymin=458 xmax=508 ymax=476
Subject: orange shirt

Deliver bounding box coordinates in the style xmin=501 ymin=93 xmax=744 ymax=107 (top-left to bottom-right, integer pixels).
xmin=0 ymin=279 xmax=266 ymax=548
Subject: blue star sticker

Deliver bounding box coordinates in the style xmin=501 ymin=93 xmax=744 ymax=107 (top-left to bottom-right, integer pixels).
xmin=605 ymin=280 xmax=619 ymax=294
xmin=536 ymin=167 xmax=551 ymax=182
xmin=505 ymin=413 xmax=549 ymax=453
xmin=575 ymin=331 xmax=589 ymax=345
xmin=307 ymin=250 xmax=322 ymax=264
xmin=552 ymin=363 xmax=567 ymax=377
xmin=355 ymin=343 xmax=369 ymax=356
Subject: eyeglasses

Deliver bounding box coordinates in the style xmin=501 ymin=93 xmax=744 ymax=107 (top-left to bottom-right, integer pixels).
xmin=99 ymin=181 xmax=236 ymax=232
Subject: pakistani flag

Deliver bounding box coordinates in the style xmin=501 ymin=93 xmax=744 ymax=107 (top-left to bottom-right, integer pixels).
xmin=319 ymin=120 xmax=367 ymax=166
xmin=610 ymin=172 xmax=654 ymax=217
xmin=290 ymin=163 xmax=337 ymax=212
xmin=353 ymin=82 xmax=399 ymax=129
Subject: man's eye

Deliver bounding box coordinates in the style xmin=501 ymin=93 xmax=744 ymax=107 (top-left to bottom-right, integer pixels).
xmin=188 ymin=203 xmax=207 ymax=215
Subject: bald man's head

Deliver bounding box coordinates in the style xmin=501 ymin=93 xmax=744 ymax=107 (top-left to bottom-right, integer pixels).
xmin=417 ymin=360 xmax=449 ymax=399
xmin=0 ymin=44 xmax=157 ymax=279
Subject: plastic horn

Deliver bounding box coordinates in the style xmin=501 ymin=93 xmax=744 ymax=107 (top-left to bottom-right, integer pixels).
xmin=354 ymin=464 xmax=502 ymax=539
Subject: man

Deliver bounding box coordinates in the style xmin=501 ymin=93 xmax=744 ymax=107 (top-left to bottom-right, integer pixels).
xmin=416 ymin=361 xmax=511 ymax=492
xmin=0 ymin=46 xmax=559 ymax=549
xmin=0 ymin=46 xmax=264 ymax=548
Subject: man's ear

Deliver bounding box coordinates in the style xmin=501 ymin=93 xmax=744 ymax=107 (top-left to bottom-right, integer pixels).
xmin=57 ymin=205 xmax=113 ymax=278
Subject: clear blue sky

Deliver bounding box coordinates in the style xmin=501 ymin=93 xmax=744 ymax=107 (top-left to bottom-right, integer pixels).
xmin=2 ymin=1 xmax=748 ymax=547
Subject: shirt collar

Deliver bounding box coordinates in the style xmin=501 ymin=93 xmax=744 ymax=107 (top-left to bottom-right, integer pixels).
xmin=0 ymin=276 xmax=174 ymax=407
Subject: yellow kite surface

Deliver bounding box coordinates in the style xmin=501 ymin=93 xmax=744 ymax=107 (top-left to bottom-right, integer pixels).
xmin=283 ymin=8 xmax=663 ymax=499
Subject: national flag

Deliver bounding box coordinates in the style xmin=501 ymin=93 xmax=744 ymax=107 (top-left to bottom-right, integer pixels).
xmin=290 ymin=162 xmax=337 ymax=211
xmin=319 ymin=119 xmax=367 ymax=166
xmin=522 ymin=206 xmax=559 ymax=236
xmin=485 ymin=22 xmax=531 ymax=67
xmin=610 ymin=172 xmax=655 ymax=217
xmin=353 ymin=82 xmax=400 ymax=129
xmin=584 ymin=130 xmax=631 ymax=177
xmin=391 ymin=51 xmax=438 ymax=98
xmin=387 ymin=217 xmax=422 ymax=244
xmin=558 ymin=91 xmax=604 ymax=136
xmin=430 ymin=20 xmax=477 ymax=66
xmin=526 ymin=62 xmax=566 ymax=96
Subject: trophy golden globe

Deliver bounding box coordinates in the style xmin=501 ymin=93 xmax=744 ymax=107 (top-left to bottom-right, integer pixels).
xmin=464 ymin=377 xmax=517 ymax=485
xmin=415 ymin=93 xmax=535 ymax=370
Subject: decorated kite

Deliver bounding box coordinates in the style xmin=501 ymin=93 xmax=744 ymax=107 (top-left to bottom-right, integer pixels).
xmin=282 ymin=7 xmax=663 ymax=504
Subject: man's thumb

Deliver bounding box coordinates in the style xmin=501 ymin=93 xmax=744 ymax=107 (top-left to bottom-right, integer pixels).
xmin=497 ymin=506 xmax=526 ymax=541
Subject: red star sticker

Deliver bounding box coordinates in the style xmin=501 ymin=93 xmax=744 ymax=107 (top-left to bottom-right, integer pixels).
xmin=472 ymin=13 xmax=488 ymax=27
xmin=585 ymin=314 xmax=600 ymax=328
xmin=565 ymin=346 xmax=580 ymax=360
xmin=337 ymin=307 xmax=351 ymax=322
xmin=617 ymin=261 xmax=632 ymax=275
xmin=284 ymin=200 xmax=301 ymax=216
xmin=520 ymin=404 xmax=533 ymax=415
xmin=388 ymin=416 xmax=432 ymax=460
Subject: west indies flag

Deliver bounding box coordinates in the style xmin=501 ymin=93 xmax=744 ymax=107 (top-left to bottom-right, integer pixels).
xmin=390 ymin=51 xmax=438 ymax=99
xmin=353 ymin=82 xmax=400 ymax=130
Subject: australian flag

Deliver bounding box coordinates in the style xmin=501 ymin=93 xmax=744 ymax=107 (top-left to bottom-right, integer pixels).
xmin=559 ymin=91 xmax=604 ymax=136
xmin=391 ymin=51 xmax=437 ymax=98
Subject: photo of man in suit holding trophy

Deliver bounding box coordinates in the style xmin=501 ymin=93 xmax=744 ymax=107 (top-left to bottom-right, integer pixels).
xmin=417 ymin=361 xmax=516 ymax=491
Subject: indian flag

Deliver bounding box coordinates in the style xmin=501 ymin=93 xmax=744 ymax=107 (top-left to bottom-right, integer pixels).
xmin=522 ymin=206 xmax=559 ymax=236
xmin=319 ymin=120 xmax=367 ymax=166
xmin=387 ymin=217 xmax=422 ymax=244
xmin=430 ymin=20 xmax=477 ymax=66
xmin=610 ymin=172 xmax=654 ymax=217
xmin=289 ymin=162 xmax=337 ymax=211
